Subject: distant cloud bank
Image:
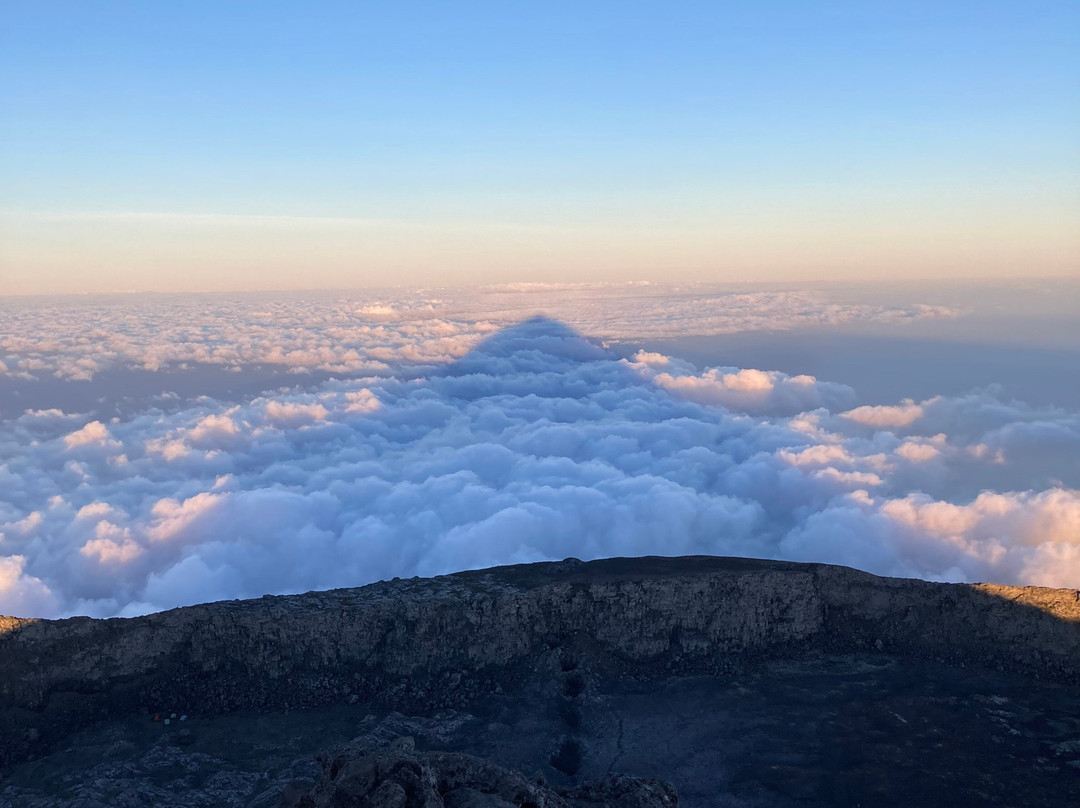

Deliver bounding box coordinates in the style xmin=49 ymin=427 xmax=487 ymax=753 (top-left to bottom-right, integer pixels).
xmin=0 ymin=284 xmax=955 ymax=382
xmin=2 ymin=291 xmax=1077 ymax=619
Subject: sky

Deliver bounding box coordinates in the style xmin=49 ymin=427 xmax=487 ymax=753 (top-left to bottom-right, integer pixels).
xmin=0 ymin=4 xmax=1078 ymax=618
xmin=1 ymin=1 xmax=1078 ymax=293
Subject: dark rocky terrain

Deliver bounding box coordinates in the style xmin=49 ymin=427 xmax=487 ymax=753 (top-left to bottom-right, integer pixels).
xmin=2 ymin=555 xmax=1079 ymax=806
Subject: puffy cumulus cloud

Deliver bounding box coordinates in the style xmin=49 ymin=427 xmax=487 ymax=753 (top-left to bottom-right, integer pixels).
xmin=781 ymin=488 xmax=1080 ymax=587
xmin=0 ymin=284 xmax=955 ymax=382
xmin=646 ymin=366 xmax=856 ymax=417
xmin=263 ymin=400 xmax=329 ymax=428
xmin=894 ymin=436 xmax=945 ymax=463
xmin=823 ymin=393 xmax=1080 ymax=500
xmin=0 ymin=316 xmax=1078 ymax=619
xmin=356 ymin=303 xmax=402 ymax=319
xmin=344 ymin=389 xmax=381 ymax=414
xmin=76 ymin=502 xmax=120 ymax=520
xmin=63 ymin=420 xmax=119 ymax=449
xmin=0 ymin=556 xmax=58 ymax=616
xmin=188 ymin=413 xmax=242 ymax=444
xmin=842 ymin=400 xmax=924 ymax=428
xmin=80 ymin=522 xmax=143 ymax=565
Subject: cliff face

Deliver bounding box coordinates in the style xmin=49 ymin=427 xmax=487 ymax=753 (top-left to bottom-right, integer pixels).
xmin=1 ymin=556 xmax=1078 ymax=768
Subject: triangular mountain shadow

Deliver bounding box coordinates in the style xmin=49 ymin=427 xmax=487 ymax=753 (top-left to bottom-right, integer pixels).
xmin=439 ymin=316 xmax=614 ymax=377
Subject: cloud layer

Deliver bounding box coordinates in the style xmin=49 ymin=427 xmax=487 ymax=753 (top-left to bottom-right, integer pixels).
xmin=1 ymin=313 xmax=1077 ymax=618
xmin=0 ymin=284 xmax=955 ymax=383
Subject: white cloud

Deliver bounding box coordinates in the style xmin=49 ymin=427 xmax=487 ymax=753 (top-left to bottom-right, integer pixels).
xmin=0 ymin=555 xmax=58 ymax=616
xmin=0 ymin=304 xmax=1076 ymax=620
xmin=63 ymin=420 xmax=118 ymax=449
xmin=894 ymin=439 xmax=943 ymax=463
xmin=778 ymin=444 xmax=858 ymax=468
xmin=75 ymin=502 xmax=118 ymax=520
xmin=188 ymin=413 xmax=242 ymax=444
xmin=0 ymin=285 xmax=956 ymax=382
xmin=650 ymin=366 xmax=856 ymax=416
xmin=812 ymin=468 xmax=884 ymax=488
xmin=782 ymin=488 xmax=1080 ymax=587
xmin=80 ymin=521 xmax=143 ymax=564
xmin=344 ymin=389 xmax=382 ymax=414
xmin=842 ymin=400 xmax=924 ymax=428
xmin=263 ymin=400 xmax=329 ymax=428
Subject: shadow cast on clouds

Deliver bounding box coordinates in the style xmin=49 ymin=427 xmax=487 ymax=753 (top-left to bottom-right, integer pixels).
xmin=0 ymin=316 xmax=1078 ymax=619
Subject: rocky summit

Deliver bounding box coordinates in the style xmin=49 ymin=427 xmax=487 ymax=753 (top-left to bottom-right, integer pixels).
xmin=1 ymin=555 xmax=1080 ymax=807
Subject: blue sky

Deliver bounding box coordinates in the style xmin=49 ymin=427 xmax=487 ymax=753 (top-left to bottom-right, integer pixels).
xmin=1 ymin=1 xmax=1077 ymax=292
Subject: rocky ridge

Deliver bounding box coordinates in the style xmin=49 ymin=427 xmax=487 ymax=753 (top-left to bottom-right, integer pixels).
xmin=1 ymin=555 xmax=1079 ymax=773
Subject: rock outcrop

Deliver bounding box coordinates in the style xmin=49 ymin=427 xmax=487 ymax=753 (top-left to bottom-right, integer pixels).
xmin=281 ymin=735 xmax=677 ymax=808
xmin=1 ymin=555 xmax=1078 ymax=768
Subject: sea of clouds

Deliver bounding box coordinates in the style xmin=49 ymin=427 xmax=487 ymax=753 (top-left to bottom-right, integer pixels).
xmin=1 ymin=284 xmax=1077 ymax=618
xmin=0 ymin=284 xmax=952 ymax=381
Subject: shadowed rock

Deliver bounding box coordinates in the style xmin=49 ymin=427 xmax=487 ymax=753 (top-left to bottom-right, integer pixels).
xmin=280 ymin=735 xmax=677 ymax=808
xmin=1 ymin=555 xmax=1079 ymax=770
